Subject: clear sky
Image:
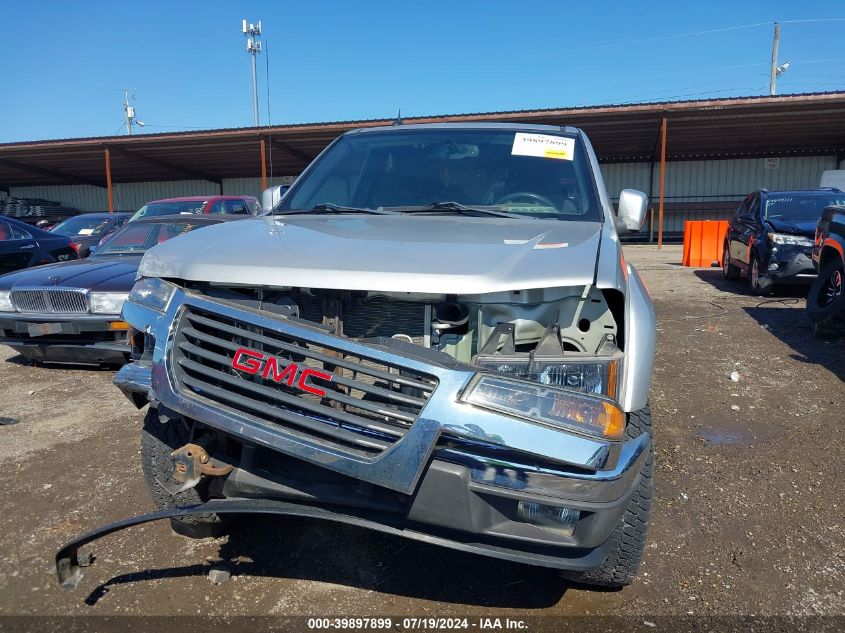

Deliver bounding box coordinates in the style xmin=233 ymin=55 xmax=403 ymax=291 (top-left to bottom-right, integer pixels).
xmin=1 ymin=0 xmax=843 ymax=143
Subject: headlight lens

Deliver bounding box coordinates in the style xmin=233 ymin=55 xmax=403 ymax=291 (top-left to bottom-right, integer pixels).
xmin=89 ymin=292 xmax=128 ymax=314
xmin=128 ymin=278 xmax=176 ymax=312
xmin=768 ymin=232 xmax=813 ymax=247
xmin=461 ymin=374 xmax=625 ymax=440
xmin=474 ymin=356 xmax=619 ymax=399
xmin=0 ymin=291 xmax=13 ymax=312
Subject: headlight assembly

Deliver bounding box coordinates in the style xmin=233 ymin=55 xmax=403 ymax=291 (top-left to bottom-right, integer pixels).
xmin=89 ymin=292 xmax=128 ymax=314
xmin=461 ymin=374 xmax=625 ymax=440
xmin=0 ymin=291 xmax=13 ymax=312
xmin=768 ymin=232 xmax=813 ymax=247
xmin=474 ymin=355 xmax=619 ymax=399
xmin=128 ymin=278 xmax=176 ymax=312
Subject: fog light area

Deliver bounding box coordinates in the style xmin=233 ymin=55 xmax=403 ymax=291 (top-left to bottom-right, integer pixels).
xmin=517 ymin=501 xmax=580 ymax=536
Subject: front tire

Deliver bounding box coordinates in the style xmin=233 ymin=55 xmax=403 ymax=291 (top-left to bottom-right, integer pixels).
xmin=806 ymin=258 xmax=845 ymax=338
xmin=141 ymin=407 xmax=228 ymax=538
xmin=562 ymin=405 xmax=653 ymax=589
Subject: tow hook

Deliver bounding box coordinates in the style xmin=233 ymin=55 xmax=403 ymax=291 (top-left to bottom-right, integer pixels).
xmin=167 ymin=443 xmax=233 ymax=494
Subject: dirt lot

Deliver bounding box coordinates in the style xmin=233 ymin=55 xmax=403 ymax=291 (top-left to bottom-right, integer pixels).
xmin=0 ymin=245 xmax=842 ymax=627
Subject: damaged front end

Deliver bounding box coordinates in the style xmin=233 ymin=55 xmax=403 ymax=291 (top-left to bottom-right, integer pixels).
xmin=59 ymin=270 xmax=653 ymax=588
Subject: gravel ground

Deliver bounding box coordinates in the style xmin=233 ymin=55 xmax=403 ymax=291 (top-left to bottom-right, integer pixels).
xmin=0 ymin=245 xmax=842 ymax=628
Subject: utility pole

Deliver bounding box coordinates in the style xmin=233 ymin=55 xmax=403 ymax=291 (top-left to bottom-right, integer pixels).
xmin=122 ymin=90 xmax=144 ymax=135
xmin=124 ymin=90 xmax=134 ymax=136
xmin=242 ymin=19 xmax=263 ymax=126
xmin=769 ymin=22 xmax=781 ymax=96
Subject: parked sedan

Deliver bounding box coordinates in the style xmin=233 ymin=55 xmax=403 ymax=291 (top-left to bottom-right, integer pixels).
xmin=0 ymin=216 xmax=79 ymax=275
xmin=0 ymin=214 xmax=245 ymax=365
xmin=722 ymin=188 xmax=845 ymax=294
xmin=129 ymin=195 xmax=260 ymax=221
xmin=50 ymin=212 xmax=132 ymax=257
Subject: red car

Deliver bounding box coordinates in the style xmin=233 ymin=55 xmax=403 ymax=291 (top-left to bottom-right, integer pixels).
xmin=129 ymin=195 xmax=260 ymax=221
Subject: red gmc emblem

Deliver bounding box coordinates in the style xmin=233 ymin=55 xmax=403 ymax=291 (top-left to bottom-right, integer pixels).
xmin=231 ymin=347 xmax=332 ymax=398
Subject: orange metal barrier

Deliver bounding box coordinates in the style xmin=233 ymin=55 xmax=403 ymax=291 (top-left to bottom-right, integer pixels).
xmin=682 ymin=220 xmax=729 ymax=267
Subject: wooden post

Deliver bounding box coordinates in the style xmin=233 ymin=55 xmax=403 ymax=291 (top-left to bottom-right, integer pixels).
xmin=260 ymin=138 xmax=268 ymax=191
xmin=657 ymin=116 xmax=667 ymax=249
xmin=104 ymin=148 xmax=114 ymax=212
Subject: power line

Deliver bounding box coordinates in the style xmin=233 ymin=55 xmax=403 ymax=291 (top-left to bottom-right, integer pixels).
xmin=779 ymin=18 xmax=845 ymax=24
xmin=582 ymin=17 xmax=845 ymax=51
xmin=582 ymin=21 xmax=770 ymax=50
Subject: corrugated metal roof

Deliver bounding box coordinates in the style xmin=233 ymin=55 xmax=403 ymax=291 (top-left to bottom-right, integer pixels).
xmin=2 ymin=92 xmax=844 ymax=187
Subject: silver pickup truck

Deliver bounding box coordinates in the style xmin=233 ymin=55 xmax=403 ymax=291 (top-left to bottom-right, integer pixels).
xmin=56 ymin=123 xmax=656 ymax=591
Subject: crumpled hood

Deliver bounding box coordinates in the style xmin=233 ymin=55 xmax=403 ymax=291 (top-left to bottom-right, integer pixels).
xmin=767 ymin=218 xmax=817 ymax=237
xmin=0 ymin=255 xmax=141 ymax=292
xmin=139 ymin=215 xmax=602 ymax=294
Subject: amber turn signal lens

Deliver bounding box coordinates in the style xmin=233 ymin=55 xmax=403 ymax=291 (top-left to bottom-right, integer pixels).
xmin=107 ymin=321 xmax=129 ymax=331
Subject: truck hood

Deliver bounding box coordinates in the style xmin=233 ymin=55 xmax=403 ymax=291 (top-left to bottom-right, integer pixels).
xmin=139 ymin=215 xmax=602 ymax=294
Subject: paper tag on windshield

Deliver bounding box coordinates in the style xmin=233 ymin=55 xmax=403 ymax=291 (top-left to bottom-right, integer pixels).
xmin=511 ymin=133 xmax=575 ymax=161
xmin=77 ymin=228 xmax=95 ymax=235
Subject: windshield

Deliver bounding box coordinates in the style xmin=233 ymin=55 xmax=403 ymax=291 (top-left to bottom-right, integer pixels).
xmin=765 ymin=193 xmax=845 ymax=222
xmin=95 ymin=220 xmax=211 ymax=255
xmin=278 ymin=129 xmax=601 ymax=221
xmin=51 ymin=216 xmax=112 ymax=237
xmin=130 ymin=200 xmax=207 ymax=221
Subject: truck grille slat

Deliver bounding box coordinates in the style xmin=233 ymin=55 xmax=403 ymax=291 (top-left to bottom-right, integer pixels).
xmin=171 ymin=306 xmax=438 ymax=456
xmin=184 ymin=314 xmax=434 ymax=392
xmin=10 ymin=288 xmax=88 ymax=314
xmin=178 ymin=372 xmax=391 ymax=454
xmin=176 ymin=351 xmax=409 ymax=434
xmin=179 ymin=328 xmax=428 ymax=408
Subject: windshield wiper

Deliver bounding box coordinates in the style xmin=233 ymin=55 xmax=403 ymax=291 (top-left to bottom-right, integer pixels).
xmin=276 ymin=204 xmax=396 ymax=216
xmin=389 ymin=202 xmax=526 ymax=218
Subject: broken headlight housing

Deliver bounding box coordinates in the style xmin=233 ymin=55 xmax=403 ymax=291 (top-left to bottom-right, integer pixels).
xmin=473 ymin=322 xmax=620 ymax=399
xmin=468 ymin=323 xmax=624 ymax=439
xmin=462 ymin=374 xmax=625 ymax=439
xmin=474 ymin=356 xmax=619 ymax=399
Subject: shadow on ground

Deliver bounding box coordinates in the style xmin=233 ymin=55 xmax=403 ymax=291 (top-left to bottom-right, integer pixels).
xmin=692 ymin=268 xmax=809 ymax=299
xmin=83 ymin=515 xmax=586 ymax=609
xmin=3 ymin=352 xmax=117 ymax=371
xmin=742 ymin=305 xmax=844 ymax=382
xmin=692 ymin=269 xmax=843 ymax=380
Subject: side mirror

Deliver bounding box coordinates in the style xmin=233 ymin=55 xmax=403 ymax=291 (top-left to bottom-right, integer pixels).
xmin=261 ymin=185 xmax=290 ymax=211
xmin=615 ymin=189 xmax=648 ymax=235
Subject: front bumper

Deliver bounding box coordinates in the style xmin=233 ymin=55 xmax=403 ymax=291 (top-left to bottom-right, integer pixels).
xmin=0 ymin=313 xmax=129 ymax=364
xmin=766 ymin=249 xmax=817 ymax=284
xmin=114 ymin=288 xmax=651 ymax=571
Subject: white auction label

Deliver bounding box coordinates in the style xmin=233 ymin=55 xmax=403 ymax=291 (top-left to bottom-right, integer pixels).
xmin=511 ymin=133 xmax=575 ymax=161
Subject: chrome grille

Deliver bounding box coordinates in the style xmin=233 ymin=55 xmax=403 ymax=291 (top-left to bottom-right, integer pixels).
xmin=10 ymin=288 xmax=89 ymax=314
xmin=171 ymin=306 xmax=438 ymax=457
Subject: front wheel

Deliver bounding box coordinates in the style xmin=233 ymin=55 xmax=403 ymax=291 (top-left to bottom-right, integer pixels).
xmin=806 ymin=258 xmax=845 ymax=337
xmin=141 ymin=407 xmax=229 ymax=538
xmin=749 ymin=255 xmax=772 ymax=296
xmin=561 ymin=406 xmax=653 ymax=588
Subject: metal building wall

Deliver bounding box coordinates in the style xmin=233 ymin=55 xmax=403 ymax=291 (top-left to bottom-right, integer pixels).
xmin=9 ymin=176 xmax=297 ymax=212
xmin=8 ymin=155 xmax=839 ymax=214
xmin=601 ymin=155 xmax=838 ymax=202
